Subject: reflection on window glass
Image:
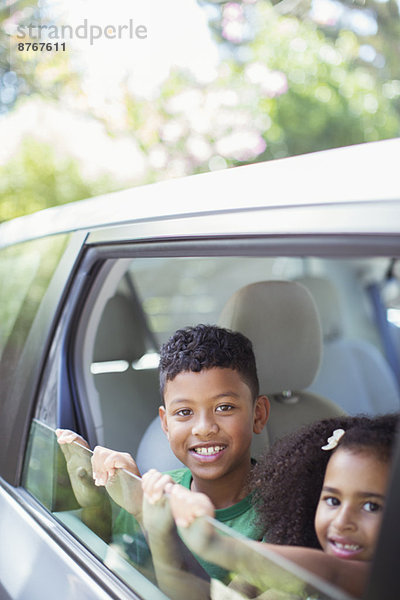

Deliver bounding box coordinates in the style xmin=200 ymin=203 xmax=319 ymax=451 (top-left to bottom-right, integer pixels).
xmin=23 ymin=420 xmax=349 ymax=600
xmin=23 ymin=421 xmax=163 ymax=598
xmin=129 ymin=256 xmax=304 ymax=344
xmin=0 ymin=235 xmax=68 ymax=396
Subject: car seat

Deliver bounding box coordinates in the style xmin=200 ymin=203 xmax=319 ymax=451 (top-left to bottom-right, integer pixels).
xmin=92 ymin=293 xmax=161 ymax=457
xmin=218 ymin=280 xmax=345 ymax=455
xmin=136 ymin=280 xmax=344 ymax=472
xmin=297 ymin=276 xmax=400 ymax=415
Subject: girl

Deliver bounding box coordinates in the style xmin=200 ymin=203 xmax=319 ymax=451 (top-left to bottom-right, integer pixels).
xmin=162 ymin=413 xmax=399 ymax=598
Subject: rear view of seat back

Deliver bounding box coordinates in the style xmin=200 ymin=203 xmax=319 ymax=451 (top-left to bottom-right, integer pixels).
xmin=92 ymin=293 xmax=160 ymax=457
xmin=298 ymin=276 xmax=400 ymax=415
xmin=218 ymin=280 xmax=345 ymax=455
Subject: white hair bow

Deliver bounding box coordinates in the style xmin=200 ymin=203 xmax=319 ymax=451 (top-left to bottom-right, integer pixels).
xmin=321 ymin=428 xmax=345 ymax=451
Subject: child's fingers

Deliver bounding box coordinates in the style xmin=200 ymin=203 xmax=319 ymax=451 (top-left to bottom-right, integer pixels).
xmin=142 ymin=470 xmax=173 ymax=503
xmin=142 ymin=469 xmax=174 ymax=504
xmin=91 ymin=447 xmax=139 ymax=486
xmin=55 ymin=428 xmax=89 ymax=448
xmin=169 ymin=485 xmax=214 ymax=527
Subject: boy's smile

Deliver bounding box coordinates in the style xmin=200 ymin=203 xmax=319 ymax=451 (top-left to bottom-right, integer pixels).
xmin=159 ymin=367 xmax=268 ymax=507
xmin=314 ymin=448 xmax=389 ymax=562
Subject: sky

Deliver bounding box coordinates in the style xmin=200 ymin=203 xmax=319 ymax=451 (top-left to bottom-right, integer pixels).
xmin=46 ymin=0 xmax=219 ymax=99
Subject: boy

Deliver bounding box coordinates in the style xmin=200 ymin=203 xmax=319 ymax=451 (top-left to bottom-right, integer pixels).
xmin=57 ymin=324 xmax=269 ymax=576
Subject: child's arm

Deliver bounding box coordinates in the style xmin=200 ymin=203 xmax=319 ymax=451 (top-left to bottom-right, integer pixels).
xmin=90 ymin=445 xmax=143 ymax=522
xmin=56 ymin=429 xmax=112 ymax=541
xmin=141 ymin=470 xmax=210 ymax=600
xmin=56 ymin=429 xmax=143 ymax=521
xmin=262 ymin=545 xmax=368 ymax=599
xmin=56 ymin=428 xmax=103 ymax=507
xmin=169 ymin=485 xmax=368 ymax=599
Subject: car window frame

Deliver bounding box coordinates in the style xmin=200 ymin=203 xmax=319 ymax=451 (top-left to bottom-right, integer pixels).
xmin=52 ymin=230 xmax=400 ymax=598
xmin=6 ymin=219 xmax=400 ymax=599
xmin=0 ymin=231 xmax=88 ymax=486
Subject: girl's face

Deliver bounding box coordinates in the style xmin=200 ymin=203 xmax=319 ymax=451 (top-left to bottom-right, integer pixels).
xmin=314 ymin=447 xmax=389 ymax=561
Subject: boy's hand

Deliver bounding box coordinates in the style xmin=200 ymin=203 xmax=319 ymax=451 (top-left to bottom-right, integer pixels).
xmin=141 ymin=469 xmax=175 ymax=536
xmin=91 ymin=446 xmax=140 ymax=486
xmin=169 ymin=485 xmax=215 ymax=528
xmin=56 ymin=429 xmax=111 ymax=541
xmin=142 ymin=470 xmax=212 ymax=599
xmin=56 ymin=428 xmax=97 ymax=506
xmin=142 ymin=468 xmax=174 ymax=504
xmin=56 ymin=428 xmax=90 ymax=451
xmin=56 ymin=428 xmax=107 ymax=507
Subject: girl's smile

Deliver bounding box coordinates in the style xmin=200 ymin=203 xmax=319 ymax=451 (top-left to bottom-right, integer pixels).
xmin=314 ymin=448 xmax=389 ymax=562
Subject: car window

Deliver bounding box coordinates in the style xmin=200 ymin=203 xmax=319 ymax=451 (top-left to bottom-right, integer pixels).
xmin=126 ymin=256 xmax=300 ymax=345
xmin=21 ymin=249 xmax=400 ymax=599
xmin=23 ymin=420 xmax=167 ymax=599
xmin=22 ymin=420 xmax=350 ymax=600
xmin=0 ymin=235 xmax=68 ymax=401
xmin=79 ymin=254 xmax=399 ymax=456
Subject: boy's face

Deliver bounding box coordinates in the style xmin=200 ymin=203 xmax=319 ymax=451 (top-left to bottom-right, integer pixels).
xmin=159 ymin=367 xmax=269 ymax=486
xmin=314 ymin=448 xmax=388 ymax=562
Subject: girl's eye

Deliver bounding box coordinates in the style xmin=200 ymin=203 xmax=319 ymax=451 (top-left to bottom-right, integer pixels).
xmin=364 ymin=501 xmax=382 ymax=513
xmin=216 ymin=404 xmax=234 ymax=412
xmin=176 ymin=409 xmax=192 ymax=417
xmin=325 ymin=496 xmax=340 ymax=507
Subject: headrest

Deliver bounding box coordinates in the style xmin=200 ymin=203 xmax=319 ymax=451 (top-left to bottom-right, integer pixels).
xmin=295 ymin=276 xmax=343 ymax=341
xmin=93 ymin=294 xmax=147 ymax=362
xmin=218 ymin=281 xmax=322 ymax=395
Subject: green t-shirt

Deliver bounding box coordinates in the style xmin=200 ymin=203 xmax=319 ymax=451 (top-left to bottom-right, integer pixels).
xmin=165 ymin=467 xmax=263 ymax=582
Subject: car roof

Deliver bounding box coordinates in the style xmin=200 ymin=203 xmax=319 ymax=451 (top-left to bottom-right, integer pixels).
xmin=1 ymin=137 xmax=400 ymax=248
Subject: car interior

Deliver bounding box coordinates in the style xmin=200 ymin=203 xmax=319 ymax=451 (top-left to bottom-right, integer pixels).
xmin=71 ymin=255 xmax=400 ymax=469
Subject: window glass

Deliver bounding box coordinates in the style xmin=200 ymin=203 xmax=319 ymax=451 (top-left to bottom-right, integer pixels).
xmin=382 ymin=261 xmax=400 ymax=351
xmin=22 ymin=252 xmax=398 ymax=598
xmin=128 ymin=256 xmax=305 ymax=345
xmin=0 ymin=235 xmax=68 ymax=398
xmin=22 ymin=420 xmax=348 ymax=600
xmin=84 ymin=254 xmax=400 ymax=461
xmin=23 ymin=420 xmax=166 ymax=599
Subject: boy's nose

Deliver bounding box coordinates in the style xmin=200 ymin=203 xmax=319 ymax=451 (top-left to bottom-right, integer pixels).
xmin=192 ymin=413 xmax=219 ymax=437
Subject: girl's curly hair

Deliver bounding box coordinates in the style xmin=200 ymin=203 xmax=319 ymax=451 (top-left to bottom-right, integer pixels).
xmin=251 ymin=413 xmax=399 ymax=549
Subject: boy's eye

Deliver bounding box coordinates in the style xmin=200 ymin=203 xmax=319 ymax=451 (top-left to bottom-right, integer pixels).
xmin=175 ymin=408 xmax=192 ymax=417
xmin=364 ymin=501 xmax=382 ymax=513
xmin=215 ymin=404 xmax=234 ymax=412
xmin=324 ymin=496 xmax=340 ymax=507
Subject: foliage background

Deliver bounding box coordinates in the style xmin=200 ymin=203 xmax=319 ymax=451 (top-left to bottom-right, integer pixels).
xmin=1 ymin=0 xmax=399 ymax=222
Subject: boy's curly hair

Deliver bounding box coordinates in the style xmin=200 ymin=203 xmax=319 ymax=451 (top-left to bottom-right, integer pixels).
xmin=159 ymin=324 xmax=259 ymax=400
xmin=251 ymin=413 xmax=399 ymax=548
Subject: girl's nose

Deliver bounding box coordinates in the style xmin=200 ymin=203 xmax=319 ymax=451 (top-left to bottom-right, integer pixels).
xmin=332 ymin=505 xmax=357 ymax=532
xmin=192 ymin=413 xmax=219 ymax=437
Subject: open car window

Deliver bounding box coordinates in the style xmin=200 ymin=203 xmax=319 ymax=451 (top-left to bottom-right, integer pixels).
xmin=23 ymin=420 xmax=168 ymax=599
xmin=73 ymin=254 xmax=400 ymax=460
xmin=23 ymin=420 xmax=354 ymax=600
xmin=20 ymin=246 xmax=400 ymax=599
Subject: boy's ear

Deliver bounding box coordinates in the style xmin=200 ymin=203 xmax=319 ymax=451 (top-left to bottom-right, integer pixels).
xmin=253 ymin=395 xmax=270 ymax=434
xmin=159 ymin=405 xmax=169 ymax=439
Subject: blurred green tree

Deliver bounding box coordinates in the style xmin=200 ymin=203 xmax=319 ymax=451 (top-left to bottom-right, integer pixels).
xmin=1 ymin=0 xmax=399 ymax=222
xmin=0 ymin=138 xmax=115 ymax=221
xmin=123 ymin=0 xmax=400 ymax=171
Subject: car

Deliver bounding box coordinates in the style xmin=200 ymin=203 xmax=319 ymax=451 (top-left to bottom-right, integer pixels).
xmin=0 ymin=138 xmax=400 ymax=599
